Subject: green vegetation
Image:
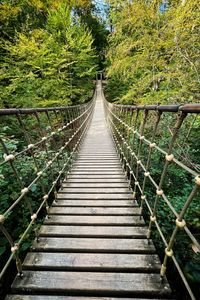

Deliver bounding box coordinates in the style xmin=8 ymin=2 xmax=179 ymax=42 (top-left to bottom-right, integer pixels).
xmin=0 ymin=0 xmax=199 ymax=299
xmin=105 ymin=0 xmax=199 ymax=105
xmin=104 ymin=1 xmax=200 ymax=297
xmin=0 ymin=0 xmax=109 ymax=108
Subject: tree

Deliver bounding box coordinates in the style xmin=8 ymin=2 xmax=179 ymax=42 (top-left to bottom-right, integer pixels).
xmin=105 ymin=0 xmax=200 ymax=104
xmin=0 ymin=2 xmax=97 ymax=108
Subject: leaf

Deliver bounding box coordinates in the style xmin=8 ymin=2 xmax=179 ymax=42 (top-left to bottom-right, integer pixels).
xmin=0 ymin=246 xmax=6 ymax=255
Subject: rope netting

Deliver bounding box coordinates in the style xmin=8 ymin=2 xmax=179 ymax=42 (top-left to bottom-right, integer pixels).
xmin=103 ymin=88 xmax=200 ymax=300
xmin=0 ymin=96 xmax=95 ymax=280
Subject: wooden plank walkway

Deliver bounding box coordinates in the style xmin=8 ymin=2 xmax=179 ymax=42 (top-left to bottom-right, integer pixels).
xmin=6 ymin=82 xmax=172 ymax=299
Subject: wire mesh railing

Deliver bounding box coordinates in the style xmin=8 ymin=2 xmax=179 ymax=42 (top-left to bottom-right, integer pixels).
xmin=0 ymin=95 xmax=95 ymax=282
xmin=104 ymin=91 xmax=200 ymax=299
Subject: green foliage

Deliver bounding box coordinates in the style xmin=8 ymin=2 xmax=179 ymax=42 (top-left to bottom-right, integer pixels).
xmin=106 ymin=0 xmax=200 ymax=104
xmin=0 ymin=1 xmax=98 ymax=108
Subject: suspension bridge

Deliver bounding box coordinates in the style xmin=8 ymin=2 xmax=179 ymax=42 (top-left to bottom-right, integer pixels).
xmin=0 ymin=81 xmax=199 ymax=300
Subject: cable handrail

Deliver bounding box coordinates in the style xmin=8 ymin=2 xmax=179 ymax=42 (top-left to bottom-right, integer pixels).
xmin=0 ymin=92 xmax=96 ymax=280
xmin=103 ymin=87 xmax=200 ymax=300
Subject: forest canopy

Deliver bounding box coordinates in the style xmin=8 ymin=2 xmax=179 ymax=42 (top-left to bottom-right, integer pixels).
xmin=0 ymin=0 xmax=108 ymax=108
xmin=0 ymin=0 xmax=199 ymax=107
xmin=105 ymin=0 xmax=200 ymax=105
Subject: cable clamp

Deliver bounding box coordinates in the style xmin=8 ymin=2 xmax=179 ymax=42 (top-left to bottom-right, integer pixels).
xmin=47 ymin=160 xmax=52 ymax=166
xmin=195 ymin=176 xmax=200 ymax=186
xmin=0 ymin=214 xmax=5 ymax=224
xmin=21 ymin=187 xmax=29 ymax=194
xmin=135 ymin=181 xmax=139 ymax=185
xmin=149 ymin=143 xmax=156 ymax=148
xmin=4 ymin=154 xmax=15 ymax=161
xmin=42 ymin=137 xmax=47 ymax=141
xmin=11 ymin=244 xmax=19 ymax=253
xmin=165 ymin=154 xmax=174 ymax=162
xmin=31 ymin=214 xmax=37 ymax=221
xmin=141 ymin=195 xmax=146 ymax=200
xmin=137 ymin=160 xmax=141 ymax=165
xmin=175 ymin=218 xmax=186 ymax=228
xmin=150 ymin=215 xmax=156 ymax=222
xmin=156 ymin=189 xmax=163 ymax=196
xmin=140 ymin=135 xmax=144 ymax=140
xmin=43 ymin=195 xmax=49 ymax=201
xmin=28 ymin=144 xmax=34 ymax=149
xmin=165 ymin=247 xmax=173 ymax=257
xmin=144 ymin=171 xmax=150 ymax=177
xmin=37 ymin=171 xmax=43 ymax=176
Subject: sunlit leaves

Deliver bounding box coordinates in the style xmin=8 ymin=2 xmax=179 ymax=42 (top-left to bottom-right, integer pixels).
xmin=0 ymin=2 xmax=97 ymax=107
xmin=106 ymin=0 xmax=200 ymax=104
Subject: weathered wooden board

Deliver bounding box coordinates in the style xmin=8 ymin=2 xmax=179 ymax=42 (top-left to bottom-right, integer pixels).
xmin=23 ymin=252 xmax=160 ymax=271
xmin=59 ymin=188 xmax=131 ymax=194
xmin=6 ymin=296 xmax=172 ymax=300
xmin=56 ymin=194 xmax=134 ymax=200
xmin=31 ymin=237 xmax=155 ymax=253
xmin=44 ymin=215 xmax=144 ymax=226
xmin=76 ymin=158 xmax=119 ymax=161
xmin=12 ymin=271 xmax=171 ymax=296
xmin=52 ymin=200 xmax=135 ymax=207
xmin=67 ymin=175 xmax=126 ymax=179
xmin=77 ymin=157 xmax=119 ymax=159
xmin=62 ymin=183 xmax=129 ymax=188
xmin=73 ymin=162 xmax=121 ymax=165
xmin=69 ymin=171 xmax=125 ymax=174
xmin=39 ymin=225 xmax=146 ymax=238
xmin=66 ymin=179 xmax=128 ymax=183
xmin=71 ymin=168 xmax=123 ymax=171
xmin=48 ymin=207 xmax=140 ymax=216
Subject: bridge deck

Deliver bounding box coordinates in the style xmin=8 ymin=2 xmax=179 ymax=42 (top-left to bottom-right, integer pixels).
xmin=6 ymin=82 xmax=172 ymax=299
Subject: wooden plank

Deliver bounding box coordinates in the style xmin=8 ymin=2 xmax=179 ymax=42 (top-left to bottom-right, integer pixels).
xmin=44 ymin=215 xmax=144 ymax=226
xmin=52 ymin=200 xmax=134 ymax=207
xmin=79 ymin=153 xmax=117 ymax=155
xmin=23 ymin=253 xmax=160 ymax=272
xmin=73 ymin=167 xmax=123 ymax=169
xmin=72 ymin=168 xmax=123 ymax=171
xmin=77 ymin=156 xmax=119 ymax=159
xmin=73 ymin=162 xmax=121 ymax=165
xmin=57 ymin=194 xmax=134 ymax=200
xmin=67 ymin=175 xmax=126 ymax=179
xmin=39 ymin=225 xmax=146 ymax=238
xmin=48 ymin=207 xmax=140 ymax=216
xmin=66 ymin=179 xmax=128 ymax=183
xmin=59 ymin=188 xmax=131 ymax=194
xmin=12 ymin=271 xmax=171 ymax=296
xmin=76 ymin=159 xmax=119 ymax=161
xmin=70 ymin=171 xmax=124 ymax=174
xmin=31 ymin=237 xmax=156 ymax=253
xmin=62 ymin=183 xmax=129 ymax=188
xmin=6 ymin=296 xmax=172 ymax=300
